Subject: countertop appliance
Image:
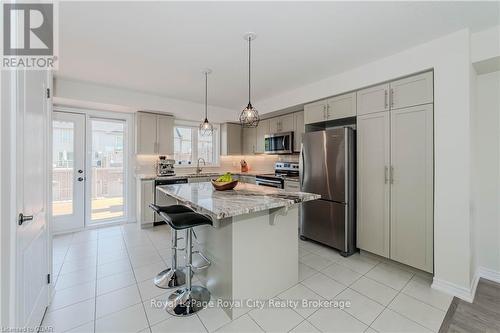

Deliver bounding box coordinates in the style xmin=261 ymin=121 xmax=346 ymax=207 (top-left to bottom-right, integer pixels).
xmin=300 ymin=127 xmax=356 ymax=256
xmin=264 ymin=132 xmax=294 ymax=154
xmin=156 ymin=156 xmax=176 ymax=177
xmin=153 ymin=177 xmax=188 ymax=224
xmin=256 ymin=162 xmax=299 ymax=188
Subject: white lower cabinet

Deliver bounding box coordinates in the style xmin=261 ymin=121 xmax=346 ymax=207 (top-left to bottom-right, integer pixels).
xmin=357 ymin=104 xmax=433 ymax=273
xmin=137 ymin=179 xmax=154 ymax=226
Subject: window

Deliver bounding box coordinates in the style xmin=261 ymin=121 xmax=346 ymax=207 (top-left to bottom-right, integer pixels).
xmin=173 ymin=122 xmax=219 ymax=166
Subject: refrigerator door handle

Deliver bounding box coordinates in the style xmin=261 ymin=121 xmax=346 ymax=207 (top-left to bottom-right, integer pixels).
xmin=299 ymin=144 xmax=305 ymax=188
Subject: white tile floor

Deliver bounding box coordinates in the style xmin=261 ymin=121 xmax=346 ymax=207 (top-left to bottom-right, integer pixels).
xmin=45 ymin=224 xmax=452 ymax=333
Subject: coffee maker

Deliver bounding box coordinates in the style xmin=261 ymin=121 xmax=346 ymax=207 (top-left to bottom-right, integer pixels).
xmin=156 ymin=156 xmax=175 ymax=177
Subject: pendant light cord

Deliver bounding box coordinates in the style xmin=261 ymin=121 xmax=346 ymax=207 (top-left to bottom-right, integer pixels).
xmin=248 ymin=36 xmax=251 ymax=105
xmin=205 ymin=72 xmax=208 ymax=118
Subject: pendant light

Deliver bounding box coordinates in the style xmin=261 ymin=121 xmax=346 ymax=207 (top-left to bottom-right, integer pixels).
xmin=199 ymin=69 xmax=214 ymax=136
xmin=239 ymin=32 xmax=260 ymax=128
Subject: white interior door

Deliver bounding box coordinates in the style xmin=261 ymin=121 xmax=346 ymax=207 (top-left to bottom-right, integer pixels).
xmin=52 ymin=112 xmax=86 ymax=233
xmin=16 ymin=70 xmax=51 ymax=328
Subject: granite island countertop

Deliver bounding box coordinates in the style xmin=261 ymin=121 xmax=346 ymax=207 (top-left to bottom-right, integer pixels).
xmin=136 ymin=171 xmax=264 ymax=181
xmin=156 ymin=182 xmax=320 ymax=220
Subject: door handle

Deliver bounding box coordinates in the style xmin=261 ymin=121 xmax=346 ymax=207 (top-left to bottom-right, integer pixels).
xmin=299 ymin=145 xmax=305 ymax=187
xmin=390 ymin=166 xmax=394 ymax=184
xmin=384 ymin=166 xmax=389 ymax=184
xmin=78 ymin=169 xmax=83 ymax=174
xmin=77 ymin=177 xmax=85 ymax=182
xmin=390 ymin=88 xmax=394 ymax=108
xmin=18 ymin=213 xmax=33 ymax=225
xmin=384 ymin=90 xmax=388 ymax=109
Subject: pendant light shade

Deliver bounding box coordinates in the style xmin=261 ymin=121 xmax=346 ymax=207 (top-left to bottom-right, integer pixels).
xmin=199 ymin=69 xmax=214 ymax=136
xmin=239 ymin=32 xmax=260 ymax=128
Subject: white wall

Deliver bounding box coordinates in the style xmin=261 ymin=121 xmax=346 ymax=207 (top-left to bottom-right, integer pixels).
xmin=53 ymin=78 xmax=238 ymax=123
xmin=255 ymin=29 xmax=474 ymax=298
xmin=471 ymin=25 xmax=500 ymax=63
xmin=472 ymin=71 xmax=500 ymax=278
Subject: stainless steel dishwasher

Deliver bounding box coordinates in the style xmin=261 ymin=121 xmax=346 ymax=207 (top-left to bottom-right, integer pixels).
xmin=153 ymin=178 xmax=188 ymax=225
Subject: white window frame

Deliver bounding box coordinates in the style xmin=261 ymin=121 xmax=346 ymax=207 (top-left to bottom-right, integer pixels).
xmin=174 ymin=119 xmax=220 ymax=168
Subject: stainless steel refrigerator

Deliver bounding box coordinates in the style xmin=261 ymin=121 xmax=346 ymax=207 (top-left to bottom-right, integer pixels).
xmin=299 ymin=127 xmax=356 ymax=256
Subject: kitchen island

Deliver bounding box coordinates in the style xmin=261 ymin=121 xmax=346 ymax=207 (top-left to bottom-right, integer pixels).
xmin=156 ymin=182 xmax=320 ymax=318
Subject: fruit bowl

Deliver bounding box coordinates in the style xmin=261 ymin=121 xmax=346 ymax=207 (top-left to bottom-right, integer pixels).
xmin=211 ymin=179 xmax=238 ymax=191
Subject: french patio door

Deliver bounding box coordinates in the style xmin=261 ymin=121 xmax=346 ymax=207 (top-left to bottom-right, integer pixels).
xmin=52 ymin=112 xmax=86 ymax=233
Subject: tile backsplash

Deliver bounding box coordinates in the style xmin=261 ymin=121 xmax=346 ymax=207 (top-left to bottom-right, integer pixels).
xmin=135 ymin=154 xmax=299 ymax=176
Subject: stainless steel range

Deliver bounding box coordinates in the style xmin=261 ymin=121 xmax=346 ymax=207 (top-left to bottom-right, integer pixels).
xmin=256 ymin=162 xmax=299 ymax=189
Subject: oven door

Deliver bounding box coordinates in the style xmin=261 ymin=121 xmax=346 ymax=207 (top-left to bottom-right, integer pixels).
xmin=255 ymin=178 xmax=284 ymax=188
xmin=264 ymin=132 xmax=293 ymax=154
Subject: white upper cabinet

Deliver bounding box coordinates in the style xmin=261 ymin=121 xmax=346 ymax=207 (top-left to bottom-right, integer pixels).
xmin=270 ymin=114 xmax=294 ymax=133
xmin=220 ymin=123 xmax=242 ymax=155
xmin=390 ymin=71 xmax=433 ymax=110
xmin=304 ymin=93 xmax=356 ymax=124
xmin=255 ymin=119 xmax=269 ymax=153
xmin=136 ymin=112 xmax=174 ymax=155
xmin=357 ymin=83 xmax=390 ymax=116
xmin=304 ymin=100 xmax=328 ymax=125
xmin=242 ymin=127 xmax=257 ymax=155
xmin=137 ymin=112 xmax=157 ymax=154
xmin=293 ymin=111 xmax=304 ymax=152
xmin=327 ymin=92 xmax=356 ymax=119
xmin=157 ymin=114 xmax=174 ymax=155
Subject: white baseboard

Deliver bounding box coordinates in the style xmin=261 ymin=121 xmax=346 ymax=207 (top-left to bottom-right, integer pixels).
xmin=432 ymin=267 xmax=500 ymax=303
xmin=478 ymin=266 xmax=500 ymax=284
xmin=432 ymin=275 xmax=478 ymax=303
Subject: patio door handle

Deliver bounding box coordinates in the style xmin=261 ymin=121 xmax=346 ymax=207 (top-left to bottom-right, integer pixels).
xmin=18 ymin=213 xmax=33 ymax=225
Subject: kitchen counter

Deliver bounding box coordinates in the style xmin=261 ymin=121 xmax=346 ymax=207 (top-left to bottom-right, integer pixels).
xmin=157 ymin=182 xmax=319 ymax=220
xmin=135 ymin=171 xmax=263 ymax=181
xmin=156 ymin=181 xmax=320 ymax=319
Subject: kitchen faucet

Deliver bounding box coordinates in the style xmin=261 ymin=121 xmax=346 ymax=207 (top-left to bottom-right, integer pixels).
xmin=196 ymin=158 xmax=206 ymax=174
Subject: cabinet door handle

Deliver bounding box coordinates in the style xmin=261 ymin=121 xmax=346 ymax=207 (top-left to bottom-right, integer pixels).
xmin=323 ymin=105 xmax=327 ymax=119
xmin=326 ymin=104 xmax=330 ymax=119
xmin=384 ymin=90 xmax=388 ymax=109
xmin=384 ymin=166 xmax=389 ymax=184
xmin=390 ymin=88 xmax=394 ymax=108
xmin=390 ymin=166 xmax=394 ymax=184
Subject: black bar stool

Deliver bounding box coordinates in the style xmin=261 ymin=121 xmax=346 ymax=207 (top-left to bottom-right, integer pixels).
xmin=156 ymin=209 xmax=213 ymax=316
xmin=149 ymin=204 xmax=194 ymax=289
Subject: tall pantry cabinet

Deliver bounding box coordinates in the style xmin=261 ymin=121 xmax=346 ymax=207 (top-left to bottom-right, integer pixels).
xmin=356 ymin=71 xmax=434 ymax=273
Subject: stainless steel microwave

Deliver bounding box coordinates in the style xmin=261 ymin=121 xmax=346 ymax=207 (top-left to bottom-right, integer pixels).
xmin=264 ymin=132 xmax=294 ymax=154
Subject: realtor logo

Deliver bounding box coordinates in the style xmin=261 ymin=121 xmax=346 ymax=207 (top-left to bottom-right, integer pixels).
xmin=2 ymin=2 xmax=57 ymax=69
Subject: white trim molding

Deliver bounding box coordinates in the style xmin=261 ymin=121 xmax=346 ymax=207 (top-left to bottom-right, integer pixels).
xmin=433 ymin=267 xmax=500 ymax=303
xmin=477 ymin=267 xmax=500 ymax=284
xmin=432 ymin=275 xmax=479 ymax=303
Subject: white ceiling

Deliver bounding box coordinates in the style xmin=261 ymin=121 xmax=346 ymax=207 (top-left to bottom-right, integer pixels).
xmin=58 ymin=1 xmax=499 ymax=109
